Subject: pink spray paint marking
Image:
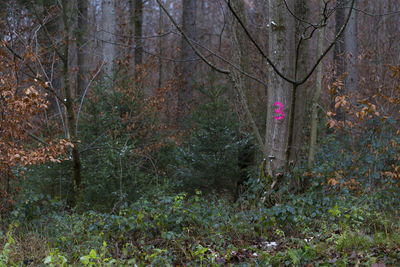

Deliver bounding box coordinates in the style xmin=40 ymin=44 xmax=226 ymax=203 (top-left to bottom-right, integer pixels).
xmin=273 ymin=102 xmax=284 ymax=120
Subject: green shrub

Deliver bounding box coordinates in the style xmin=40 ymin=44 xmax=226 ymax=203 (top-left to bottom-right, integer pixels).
xmin=23 ymin=80 xmax=168 ymax=211
xmin=175 ymin=89 xmax=253 ymax=195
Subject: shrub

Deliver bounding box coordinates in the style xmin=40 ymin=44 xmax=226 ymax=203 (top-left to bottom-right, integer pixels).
xmin=175 ymin=89 xmax=254 ymax=195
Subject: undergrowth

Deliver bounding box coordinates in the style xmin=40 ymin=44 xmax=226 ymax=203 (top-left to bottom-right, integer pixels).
xmin=1 ymin=184 xmax=399 ymax=266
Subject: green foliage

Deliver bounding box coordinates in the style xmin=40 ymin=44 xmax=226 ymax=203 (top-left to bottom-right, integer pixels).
xmin=175 ymin=90 xmax=252 ymax=194
xmin=335 ymin=231 xmax=372 ymax=252
xmin=1 ymin=186 xmax=400 ymax=266
xmin=0 ymin=229 xmax=14 ymax=267
xmin=316 ymin=116 xmax=400 ymax=194
xmin=44 ymin=249 xmax=68 ymax=267
xmin=77 ymin=81 xmax=163 ymax=209
xmin=23 ymin=80 xmax=167 ymax=211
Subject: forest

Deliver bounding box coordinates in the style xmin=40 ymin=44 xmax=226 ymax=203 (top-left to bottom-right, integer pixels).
xmin=0 ymin=0 xmax=400 ymax=266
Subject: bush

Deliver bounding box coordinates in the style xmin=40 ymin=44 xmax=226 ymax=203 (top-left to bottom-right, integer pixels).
xmin=23 ymin=79 xmax=168 ymax=211
xmin=174 ymin=89 xmax=254 ymax=195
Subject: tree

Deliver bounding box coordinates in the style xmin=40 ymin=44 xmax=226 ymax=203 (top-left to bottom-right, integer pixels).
xmin=179 ymin=0 xmax=197 ymax=119
xmin=158 ymin=2 xmax=163 ymax=88
xmin=0 ymin=46 xmax=70 ymax=213
xmin=265 ymin=0 xmax=295 ymax=174
xmin=61 ymin=0 xmax=83 ymax=206
xmin=18 ymin=0 xmax=85 ymax=206
xmin=102 ymin=0 xmax=116 ymax=78
xmin=333 ymin=0 xmax=346 ymax=121
xmin=229 ymin=0 xmax=251 ymax=109
xmin=344 ymin=0 xmax=358 ymax=95
xmin=291 ymin=0 xmax=310 ymax=163
xmin=308 ymin=0 xmax=327 ymax=168
xmin=151 ymin=0 xmax=355 ymax=178
xmin=134 ymin=0 xmax=143 ymax=70
xmin=77 ymin=0 xmax=89 ymax=97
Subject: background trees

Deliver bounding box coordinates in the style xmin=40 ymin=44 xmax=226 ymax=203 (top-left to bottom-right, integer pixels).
xmin=1 ymin=0 xmax=399 ymax=203
xmin=1 ymin=0 xmax=400 ymax=265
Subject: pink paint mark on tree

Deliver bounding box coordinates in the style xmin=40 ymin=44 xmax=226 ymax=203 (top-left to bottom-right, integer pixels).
xmin=273 ymin=102 xmax=284 ymax=120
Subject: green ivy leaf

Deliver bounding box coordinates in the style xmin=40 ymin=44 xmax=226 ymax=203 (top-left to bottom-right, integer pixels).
xmin=89 ymin=249 xmax=97 ymax=259
xmin=43 ymin=256 xmax=52 ymax=264
xmin=80 ymin=256 xmax=90 ymax=265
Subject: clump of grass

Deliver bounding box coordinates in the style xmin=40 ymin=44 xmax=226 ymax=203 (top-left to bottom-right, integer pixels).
xmin=335 ymin=231 xmax=372 ymax=252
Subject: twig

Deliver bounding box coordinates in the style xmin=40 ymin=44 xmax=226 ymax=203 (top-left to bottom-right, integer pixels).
xmin=75 ymin=60 xmax=105 ymax=135
xmin=156 ymin=0 xmax=230 ymax=74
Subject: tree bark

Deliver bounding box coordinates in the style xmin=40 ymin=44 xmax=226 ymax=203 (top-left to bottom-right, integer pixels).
xmin=230 ymin=0 xmax=251 ymax=109
xmin=102 ymin=0 xmax=116 ymax=78
xmin=266 ymin=0 xmax=295 ymax=174
xmin=179 ymin=0 xmax=197 ymax=119
xmin=308 ymin=0 xmax=326 ymax=168
xmin=77 ymin=0 xmax=88 ymax=97
xmin=290 ymin=0 xmax=309 ymax=162
xmin=62 ymin=0 xmax=83 ymax=206
xmin=132 ymin=0 xmax=143 ymax=77
xmin=344 ymin=1 xmax=358 ymax=96
xmin=333 ymin=0 xmax=345 ymax=121
xmin=158 ymin=4 xmax=163 ymax=88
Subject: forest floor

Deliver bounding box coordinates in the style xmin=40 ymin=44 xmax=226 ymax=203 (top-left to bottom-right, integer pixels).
xmin=1 ymin=185 xmax=399 ymax=266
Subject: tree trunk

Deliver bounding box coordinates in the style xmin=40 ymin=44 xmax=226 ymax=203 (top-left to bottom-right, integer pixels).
xmin=344 ymin=1 xmax=358 ymax=96
xmin=158 ymin=5 xmax=163 ymax=88
xmin=290 ymin=0 xmax=309 ymax=163
xmin=102 ymin=0 xmax=116 ymax=78
xmin=179 ymin=0 xmax=196 ymax=119
xmin=77 ymin=0 xmax=88 ymax=97
xmin=62 ymin=0 xmax=83 ymax=206
xmin=134 ymin=0 xmax=143 ymax=73
xmin=266 ymin=0 xmax=295 ymax=175
xmin=230 ymin=0 xmax=251 ymax=110
xmin=308 ymin=0 xmax=326 ymax=168
xmin=333 ymin=0 xmax=345 ymax=121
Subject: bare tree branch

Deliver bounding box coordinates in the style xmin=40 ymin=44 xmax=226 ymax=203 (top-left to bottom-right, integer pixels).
xmin=4 ymin=43 xmax=65 ymax=104
xmin=171 ymin=30 xmax=268 ymax=86
xmin=75 ymin=60 xmax=105 ymax=135
xmin=226 ymin=0 xmax=297 ymax=84
xmin=29 ymin=0 xmax=65 ymax=62
xmin=298 ymin=0 xmax=355 ymax=85
xmin=155 ymin=0 xmax=230 ymax=74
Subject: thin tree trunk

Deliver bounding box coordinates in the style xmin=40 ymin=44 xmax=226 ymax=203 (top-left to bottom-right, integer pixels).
xmin=333 ymin=0 xmax=345 ymax=121
xmin=230 ymin=0 xmax=251 ymax=109
xmin=77 ymin=0 xmax=88 ymax=97
xmin=62 ymin=0 xmax=82 ymax=206
xmin=102 ymin=0 xmax=116 ymax=78
xmin=344 ymin=1 xmax=358 ymax=96
xmin=179 ymin=0 xmax=196 ymax=120
xmin=89 ymin=0 xmax=98 ymax=72
xmin=290 ymin=0 xmax=309 ymax=163
xmin=158 ymin=5 xmax=163 ymax=88
xmin=134 ymin=0 xmax=143 ymax=74
xmin=308 ymin=0 xmax=326 ymax=168
xmin=229 ymin=0 xmax=265 ymax=154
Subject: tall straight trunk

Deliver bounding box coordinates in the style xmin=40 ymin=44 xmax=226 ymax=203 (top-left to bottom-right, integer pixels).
xmin=158 ymin=5 xmax=163 ymax=88
xmin=333 ymin=0 xmax=345 ymax=121
xmin=308 ymin=0 xmax=326 ymax=168
xmin=102 ymin=0 xmax=116 ymax=78
xmin=290 ymin=0 xmax=309 ymax=162
xmin=62 ymin=0 xmax=82 ymax=206
xmin=77 ymin=0 xmax=88 ymax=97
xmin=134 ymin=0 xmax=143 ymax=72
xmin=230 ymin=0 xmax=251 ymax=109
xmin=89 ymin=0 xmax=99 ymax=72
xmin=344 ymin=1 xmax=358 ymax=96
xmin=266 ymin=0 xmax=295 ymax=174
xmin=179 ymin=0 xmax=196 ymax=119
